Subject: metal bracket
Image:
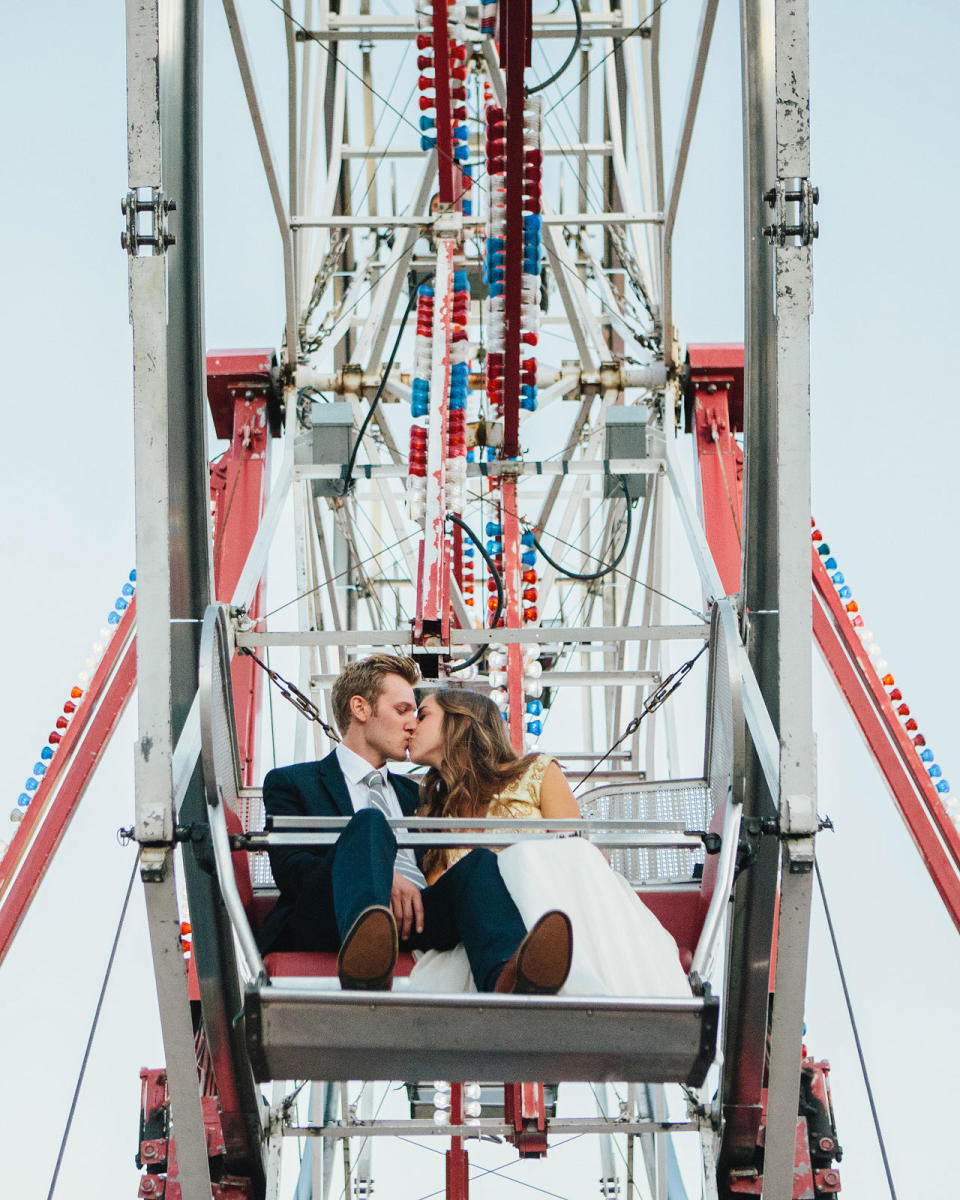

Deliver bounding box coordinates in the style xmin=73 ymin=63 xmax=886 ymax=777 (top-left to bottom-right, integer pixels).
xmin=432 ymin=207 xmax=463 ymax=237
xmin=121 ymin=187 xmax=176 ymax=256
xmin=762 ymin=178 xmax=819 ymax=246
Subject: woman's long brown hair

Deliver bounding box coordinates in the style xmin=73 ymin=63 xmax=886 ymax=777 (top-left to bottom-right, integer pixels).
xmin=417 ymin=690 xmax=537 ymax=877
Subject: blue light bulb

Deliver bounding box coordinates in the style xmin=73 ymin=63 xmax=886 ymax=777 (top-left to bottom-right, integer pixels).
xmin=929 ymin=765 xmax=943 ymax=778
xmin=839 ymin=586 xmax=852 ymax=599
xmin=115 ymin=597 xmax=128 ymax=611
xmin=25 ymin=778 xmax=38 ymax=792
xmin=526 ymin=720 xmax=542 ymax=736
xmin=129 ymin=569 xmax=136 ymax=582
xmin=921 ymin=748 xmax=934 ymax=763
xmin=937 ymin=780 xmax=950 ymax=793
xmin=41 ymin=746 xmax=53 ymax=761
xmin=122 ymin=582 xmax=135 ymax=596
xmin=824 ymin=558 xmax=837 ymax=570
xmin=831 ymin=572 xmax=845 ymax=585
xmin=817 ymin=544 xmax=830 ymax=556
xmin=18 ymin=794 xmax=30 ymax=808
xmin=521 ymin=531 xmax=535 ymax=548
xmin=33 ymin=763 xmax=46 ymax=776
xmin=107 ymin=611 xmax=120 ymax=625
xmin=486 ymin=522 xmax=503 ymax=537
xmin=525 ymin=700 xmax=542 ymax=715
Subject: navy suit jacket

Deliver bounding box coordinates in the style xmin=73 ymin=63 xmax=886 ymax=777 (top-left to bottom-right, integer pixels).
xmin=256 ymin=750 xmax=422 ymax=954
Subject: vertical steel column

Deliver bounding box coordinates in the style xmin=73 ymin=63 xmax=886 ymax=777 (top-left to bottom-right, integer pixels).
xmin=762 ymin=0 xmax=818 ymax=1192
xmin=717 ymin=0 xmax=780 ymax=1179
xmin=125 ymin=2 xmax=212 ymax=1195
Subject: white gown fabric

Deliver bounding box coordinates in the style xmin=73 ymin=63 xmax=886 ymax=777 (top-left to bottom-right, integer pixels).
xmin=407 ymin=757 xmax=691 ymax=998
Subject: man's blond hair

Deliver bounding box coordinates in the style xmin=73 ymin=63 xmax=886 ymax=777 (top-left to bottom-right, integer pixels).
xmin=330 ymin=654 xmax=421 ymax=733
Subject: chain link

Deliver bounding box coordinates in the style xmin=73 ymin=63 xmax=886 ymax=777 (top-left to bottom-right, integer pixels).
xmin=299 ymin=229 xmax=352 ymax=354
xmin=238 ymin=647 xmax=341 ymax=743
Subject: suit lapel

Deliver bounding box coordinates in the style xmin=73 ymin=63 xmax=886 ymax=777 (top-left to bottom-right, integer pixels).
xmin=317 ymin=750 xmax=355 ymax=817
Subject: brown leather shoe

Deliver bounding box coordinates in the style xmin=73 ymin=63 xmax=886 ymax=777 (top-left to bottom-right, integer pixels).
xmin=337 ymin=905 xmax=398 ymax=990
xmin=495 ymin=910 xmax=573 ymax=994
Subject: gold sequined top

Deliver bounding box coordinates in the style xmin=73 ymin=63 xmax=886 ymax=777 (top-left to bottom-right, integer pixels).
xmin=440 ymin=753 xmax=556 ymax=872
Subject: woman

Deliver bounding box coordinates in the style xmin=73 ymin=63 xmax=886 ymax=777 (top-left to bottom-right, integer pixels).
xmin=406 ymin=689 xmax=690 ymax=997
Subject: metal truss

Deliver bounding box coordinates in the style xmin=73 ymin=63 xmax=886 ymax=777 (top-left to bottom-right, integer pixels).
xmin=117 ymin=1 xmax=824 ymax=1198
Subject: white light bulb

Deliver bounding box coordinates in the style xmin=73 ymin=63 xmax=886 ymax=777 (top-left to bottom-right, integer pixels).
xmin=433 ymin=1091 xmax=450 ymax=1109
xmin=464 ymin=1100 xmax=482 ymax=1118
xmin=523 ymin=661 xmax=542 ymax=679
xmin=487 ymin=651 xmax=506 ymax=669
xmin=433 ymin=1110 xmax=451 ymax=1126
xmin=78 ymin=671 xmax=90 ymax=686
xmin=464 ymin=1083 xmax=482 ymax=1100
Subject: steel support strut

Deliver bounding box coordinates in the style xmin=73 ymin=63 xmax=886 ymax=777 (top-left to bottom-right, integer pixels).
xmin=763 ymin=1 xmax=819 ymax=1195
xmin=126 ymin=1 xmax=211 ymax=1189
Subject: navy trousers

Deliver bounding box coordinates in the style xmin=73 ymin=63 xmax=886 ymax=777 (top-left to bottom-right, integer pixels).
xmin=274 ymin=807 xmax=527 ymax=991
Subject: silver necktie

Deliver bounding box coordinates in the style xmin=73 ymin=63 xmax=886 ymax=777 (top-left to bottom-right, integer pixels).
xmin=363 ymin=770 xmax=427 ymax=889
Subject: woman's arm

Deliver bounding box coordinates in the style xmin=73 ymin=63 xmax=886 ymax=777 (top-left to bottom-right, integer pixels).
xmin=539 ymin=760 xmax=582 ymax=819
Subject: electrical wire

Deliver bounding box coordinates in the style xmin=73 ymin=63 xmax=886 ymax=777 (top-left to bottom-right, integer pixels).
xmin=529 ymin=474 xmax=632 ymax=581
xmin=491 ymin=489 xmax=706 ymax=621
xmin=815 ymin=860 xmax=899 ymax=1200
xmin=544 ymin=0 xmax=675 ymax=116
xmin=527 ymin=0 xmax=582 ymax=95
xmin=445 ymin=512 xmax=505 ymax=672
xmin=340 ymin=272 xmax=432 ymax=495
xmin=47 ymin=856 xmax=138 ymax=1200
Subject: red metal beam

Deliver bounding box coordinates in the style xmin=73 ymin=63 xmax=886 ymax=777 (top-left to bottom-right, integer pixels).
xmin=430 ymin=0 xmax=456 ymax=205
xmin=210 ymin=392 xmax=270 ymax=787
xmin=0 ymin=634 xmax=138 ymax=963
xmin=499 ymin=0 xmax=531 ymax=458
xmin=687 ymin=344 xmax=744 ymax=596
xmin=812 ymin=551 xmax=960 ymax=929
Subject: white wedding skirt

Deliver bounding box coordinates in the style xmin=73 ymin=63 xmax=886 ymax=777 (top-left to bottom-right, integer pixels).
xmin=408 ymin=837 xmax=691 ymax=997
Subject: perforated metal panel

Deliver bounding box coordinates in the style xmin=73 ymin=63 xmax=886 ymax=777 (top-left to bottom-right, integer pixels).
xmin=204 ymin=628 xmax=275 ymax=888
xmin=579 ymin=780 xmax=711 ymax=886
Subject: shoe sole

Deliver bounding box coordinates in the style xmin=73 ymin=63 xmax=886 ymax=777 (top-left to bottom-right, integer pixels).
xmin=338 ymin=907 xmax=398 ymax=990
xmin=516 ymin=910 xmax=573 ymax=994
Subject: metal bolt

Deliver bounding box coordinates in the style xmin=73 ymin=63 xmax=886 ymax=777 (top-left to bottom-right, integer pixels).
xmin=142 ymin=1142 xmax=157 ymax=1159
xmin=141 ymin=1179 xmax=156 ymax=1195
xmin=822 ymin=1169 xmax=840 ymax=1186
xmin=818 ymin=1136 xmax=835 ymax=1153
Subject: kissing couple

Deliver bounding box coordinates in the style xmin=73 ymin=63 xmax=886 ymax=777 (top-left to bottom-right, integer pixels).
xmin=256 ymin=654 xmax=688 ymax=998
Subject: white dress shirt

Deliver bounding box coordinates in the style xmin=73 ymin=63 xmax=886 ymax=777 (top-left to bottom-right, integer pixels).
xmin=335 ymin=743 xmax=426 ymax=888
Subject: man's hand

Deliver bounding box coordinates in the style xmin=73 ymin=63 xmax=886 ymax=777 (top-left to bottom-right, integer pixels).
xmin=391 ymin=872 xmax=424 ymax=941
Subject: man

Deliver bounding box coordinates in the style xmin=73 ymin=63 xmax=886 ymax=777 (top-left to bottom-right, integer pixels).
xmin=257 ymin=654 xmax=572 ymax=993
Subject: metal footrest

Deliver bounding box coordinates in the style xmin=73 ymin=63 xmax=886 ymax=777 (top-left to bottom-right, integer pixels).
xmin=244 ymin=985 xmax=718 ymax=1087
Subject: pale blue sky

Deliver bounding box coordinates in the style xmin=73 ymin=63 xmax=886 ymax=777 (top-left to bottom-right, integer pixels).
xmin=1 ymin=1 xmax=958 ymax=1196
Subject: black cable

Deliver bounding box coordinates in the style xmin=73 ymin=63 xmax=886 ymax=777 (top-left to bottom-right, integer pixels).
xmin=445 ymin=512 xmax=505 ymax=672
xmin=340 ymin=273 xmax=432 ymax=495
xmin=544 ymin=0 xmax=675 ymax=115
xmin=47 ymin=856 xmax=138 ymax=1200
xmin=527 ymin=0 xmax=582 ymax=95
xmin=530 ymin=474 xmax=632 ymax=581
xmin=815 ymin=860 xmax=899 ymax=1200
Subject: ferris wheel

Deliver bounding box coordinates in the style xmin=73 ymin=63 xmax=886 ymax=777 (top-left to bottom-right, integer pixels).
xmin=3 ymin=2 xmax=959 ymax=1199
